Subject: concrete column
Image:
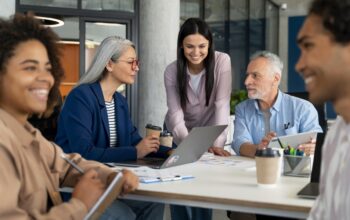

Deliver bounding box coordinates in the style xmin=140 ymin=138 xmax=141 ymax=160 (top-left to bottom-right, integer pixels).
xmin=138 ymin=0 xmax=180 ymax=135
xmin=0 ymin=0 xmax=15 ymax=19
xmin=274 ymin=0 xmax=312 ymax=91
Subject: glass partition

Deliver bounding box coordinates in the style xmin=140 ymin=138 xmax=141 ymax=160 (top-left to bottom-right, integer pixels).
xmin=206 ymin=0 xmax=228 ymax=52
xmin=180 ymin=0 xmax=270 ymax=90
xmin=230 ymin=0 xmax=249 ymax=89
xmin=85 ymin=21 xmax=127 ymax=95
xmin=20 ymin=0 xmax=77 ymax=8
xmin=180 ymin=0 xmax=201 ymax=23
xmin=83 ymin=0 xmax=134 ymax=12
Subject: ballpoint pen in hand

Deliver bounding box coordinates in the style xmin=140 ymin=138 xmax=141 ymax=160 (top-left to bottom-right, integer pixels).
xmin=60 ymin=153 xmax=85 ymax=174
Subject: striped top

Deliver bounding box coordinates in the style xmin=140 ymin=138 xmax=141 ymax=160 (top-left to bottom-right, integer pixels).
xmin=105 ymin=99 xmax=117 ymax=147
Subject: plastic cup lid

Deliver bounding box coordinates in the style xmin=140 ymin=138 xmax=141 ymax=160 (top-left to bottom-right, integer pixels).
xmin=161 ymin=130 xmax=173 ymax=137
xmin=145 ymin=124 xmax=162 ymax=131
xmin=255 ymin=148 xmax=280 ymax=157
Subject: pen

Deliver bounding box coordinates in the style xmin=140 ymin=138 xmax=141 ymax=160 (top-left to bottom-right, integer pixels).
xmin=277 ymin=138 xmax=285 ymax=149
xmin=60 ymin=153 xmax=85 ymax=174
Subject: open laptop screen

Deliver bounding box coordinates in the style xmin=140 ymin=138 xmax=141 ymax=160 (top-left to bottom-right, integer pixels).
xmin=311 ymin=132 xmax=325 ymax=183
xmin=297 ymin=132 xmax=325 ymax=199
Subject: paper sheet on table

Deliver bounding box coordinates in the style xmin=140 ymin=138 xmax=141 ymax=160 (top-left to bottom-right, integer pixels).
xmin=122 ymin=166 xmax=194 ymax=183
xmin=198 ymin=153 xmax=255 ymax=169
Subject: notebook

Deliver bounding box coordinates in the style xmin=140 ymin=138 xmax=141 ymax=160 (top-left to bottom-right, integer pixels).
xmin=84 ymin=172 xmax=124 ymax=220
xmin=297 ymin=132 xmax=325 ymax=199
xmin=111 ymin=125 xmax=227 ymax=169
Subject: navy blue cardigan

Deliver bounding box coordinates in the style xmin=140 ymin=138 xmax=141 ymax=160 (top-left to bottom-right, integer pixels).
xmin=55 ymin=82 xmax=167 ymax=162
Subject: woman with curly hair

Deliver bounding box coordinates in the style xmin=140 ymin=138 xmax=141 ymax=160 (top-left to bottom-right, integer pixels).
xmin=0 ymin=13 xmax=138 ymax=219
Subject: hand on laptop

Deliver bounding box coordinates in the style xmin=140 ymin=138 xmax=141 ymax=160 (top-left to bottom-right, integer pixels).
xmin=136 ymin=135 xmax=160 ymax=158
xmin=297 ymin=139 xmax=316 ymax=156
xmin=208 ymin=146 xmax=231 ymax=157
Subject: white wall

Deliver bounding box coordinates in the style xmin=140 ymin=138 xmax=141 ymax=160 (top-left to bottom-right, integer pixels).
xmin=0 ymin=0 xmax=15 ymax=19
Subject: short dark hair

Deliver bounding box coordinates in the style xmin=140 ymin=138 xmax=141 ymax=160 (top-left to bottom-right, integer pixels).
xmin=0 ymin=13 xmax=64 ymax=115
xmin=309 ymin=0 xmax=350 ymax=44
xmin=176 ymin=18 xmax=215 ymax=109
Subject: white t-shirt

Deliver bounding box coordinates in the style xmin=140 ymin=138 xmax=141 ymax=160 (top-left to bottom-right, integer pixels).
xmin=188 ymin=67 xmax=205 ymax=96
xmin=308 ymin=116 xmax=350 ymax=220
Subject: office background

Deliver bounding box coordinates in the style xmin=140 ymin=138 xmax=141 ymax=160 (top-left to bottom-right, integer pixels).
xmin=0 ymin=0 xmax=334 ymax=136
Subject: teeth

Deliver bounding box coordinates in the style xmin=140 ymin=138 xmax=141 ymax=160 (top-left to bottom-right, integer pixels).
xmin=33 ymin=89 xmax=49 ymax=94
xmin=31 ymin=89 xmax=49 ymax=98
xmin=304 ymin=76 xmax=314 ymax=85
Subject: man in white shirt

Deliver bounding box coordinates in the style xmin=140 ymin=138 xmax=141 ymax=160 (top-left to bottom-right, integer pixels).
xmin=295 ymin=0 xmax=350 ymax=219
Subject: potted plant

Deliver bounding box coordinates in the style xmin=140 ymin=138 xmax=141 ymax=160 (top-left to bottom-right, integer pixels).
xmin=225 ymin=89 xmax=248 ymax=147
xmin=230 ymin=89 xmax=248 ymax=115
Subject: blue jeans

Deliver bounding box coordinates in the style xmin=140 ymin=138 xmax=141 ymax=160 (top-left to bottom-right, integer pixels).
xmin=170 ymin=205 xmax=212 ymax=220
xmin=99 ymin=199 xmax=164 ymax=220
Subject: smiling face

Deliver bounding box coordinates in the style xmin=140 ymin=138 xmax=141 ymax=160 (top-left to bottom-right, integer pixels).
xmin=182 ymin=33 xmax=209 ymax=70
xmin=106 ymin=46 xmax=139 ymax=86
xmin=295 ymin=14 xmax=350 ymax=105
xmin=245 ymin=57 xmax=280 ymax=102
xmin=0 ymin=40 xmax=54 ymax=123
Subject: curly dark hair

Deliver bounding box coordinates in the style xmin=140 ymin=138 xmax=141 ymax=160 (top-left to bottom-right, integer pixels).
xmin=0 ymin=13 xmax=64 ymax=115
xmin=309 ymin=0 xmax=350 ymax=44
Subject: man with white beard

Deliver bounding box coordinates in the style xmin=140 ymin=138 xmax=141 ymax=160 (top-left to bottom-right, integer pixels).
xmin=232 ymin=50 xmax=322 ymax=158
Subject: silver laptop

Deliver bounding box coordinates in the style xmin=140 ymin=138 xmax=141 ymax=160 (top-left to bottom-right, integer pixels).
xmin=110 ymin=125 xmax=227 ymax=169
xmin=297 ymin=132 xmax=325 ymax=199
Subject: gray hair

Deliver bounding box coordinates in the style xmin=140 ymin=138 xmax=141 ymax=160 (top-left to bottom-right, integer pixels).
xmin=249 ymin=50 xmax=283 ymax=77
xmin=78 ymin=36 xmax=134 ymax=85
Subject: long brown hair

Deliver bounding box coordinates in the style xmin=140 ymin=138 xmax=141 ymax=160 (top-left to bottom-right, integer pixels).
xmin=177 ymin=18 xmax=215 ymax=110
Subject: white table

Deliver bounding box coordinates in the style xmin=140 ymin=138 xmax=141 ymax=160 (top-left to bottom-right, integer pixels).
xmin=123 ymin=155 xmax=314 ymax=219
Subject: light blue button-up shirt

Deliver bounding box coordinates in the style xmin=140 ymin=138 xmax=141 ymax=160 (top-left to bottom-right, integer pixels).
xmin=232 ymin=90 xmax=323 ymax=155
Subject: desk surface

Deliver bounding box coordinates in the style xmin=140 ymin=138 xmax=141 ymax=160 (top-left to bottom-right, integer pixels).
xmin=123 ymin=155 xmax=314 ymax=218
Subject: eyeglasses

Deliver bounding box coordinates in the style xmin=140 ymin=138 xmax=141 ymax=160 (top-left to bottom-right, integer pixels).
xmin=116 ymin=59 xmax=140 ymax=70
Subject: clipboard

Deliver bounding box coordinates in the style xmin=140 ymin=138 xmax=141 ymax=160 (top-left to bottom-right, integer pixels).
xmin=84 ymin=172 xmax=124 ymax=220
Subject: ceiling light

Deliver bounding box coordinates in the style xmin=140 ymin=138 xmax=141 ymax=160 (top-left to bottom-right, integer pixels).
xmin=94 ymin=22 xmax=123 ymax=27
xmin=34 ymin=16 xmax=64 ymax=28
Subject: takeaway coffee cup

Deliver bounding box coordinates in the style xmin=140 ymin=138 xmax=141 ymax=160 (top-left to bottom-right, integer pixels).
xmin=160 ymin=130 xmax=173 ymax=148
xmin=145 ymin=124 xmax=162 ymax=138
xmin=255 ymin=148 xmax=281 ymax=187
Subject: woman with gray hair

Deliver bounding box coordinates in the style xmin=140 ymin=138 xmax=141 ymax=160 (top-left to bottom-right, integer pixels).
xmin=55 ymin=36 xmax=164 ymax=220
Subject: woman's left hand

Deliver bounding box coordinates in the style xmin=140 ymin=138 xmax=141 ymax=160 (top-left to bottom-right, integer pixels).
xmin=208 ymin=146 xmax=231 ymax=157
